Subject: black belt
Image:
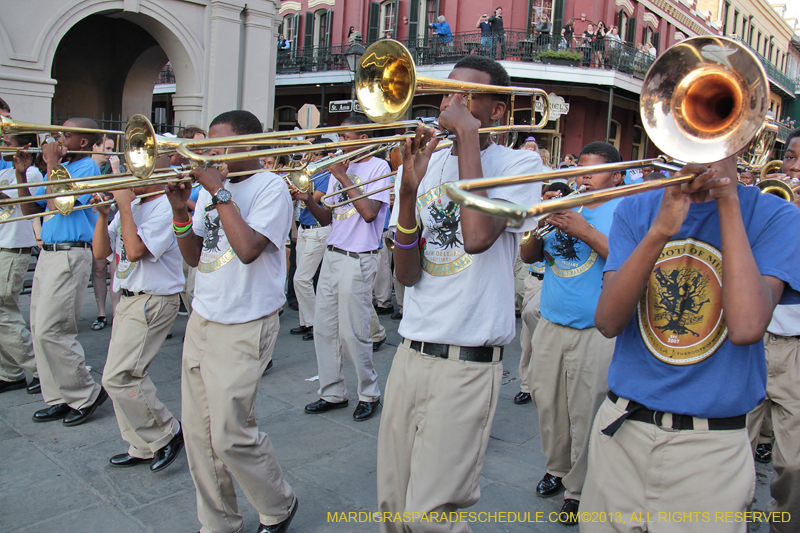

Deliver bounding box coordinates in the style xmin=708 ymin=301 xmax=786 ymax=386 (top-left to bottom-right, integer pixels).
xmin=530 ymin=271 xmax=544 ymax=280
xmin=120 ymin=289 xmax=146 ymax=297
xmin=42 ymin=242 xmax=91 ymax=252
xmin=300 ymin=223 xmax=321 ymax=230
xmin=602 ymin=391 xmax=746 ymax=436
xmin=326 ymin=245 xmax=378 ymax=259
xmin=0 ymin=247 xmax=32 ymax=254
xmin=406 ymin=339 xmax=503 ymax=363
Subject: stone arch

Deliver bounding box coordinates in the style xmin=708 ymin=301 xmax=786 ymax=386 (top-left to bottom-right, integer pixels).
xmin=122 ymin=45 xmax=170 ymax=120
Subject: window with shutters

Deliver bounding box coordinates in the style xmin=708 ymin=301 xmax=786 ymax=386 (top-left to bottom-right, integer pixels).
xmin=643 ymin=26 xmax=652 ymax=46
xmin=381 ymin=1 xmax=397 ymax=39
xmin=368 ymin=2 xmax=381 ymax=42
xmin=721 ymin=2 xmax=729 ymax=35
xmin=274 ymin=107 xmax=297 ymax=131
xmin=314 ymin=9 xmax=331 ymax=47
xmin=618 ymin=11 xmax=628 ymax=43
xmin=283 ymin=14 xmax=297 ymax=45
xmin=304 ymin=12 xmax=314 ymax=49
xmin=528 ymin=0 xmax=554 ymax=30
xmin=625 ymin=16 xmax=636 ymax=45
xmin=731 ymin=10 xmax=738 ymax=37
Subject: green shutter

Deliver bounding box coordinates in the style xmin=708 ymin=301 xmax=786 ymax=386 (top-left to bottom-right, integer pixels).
xmin=368 ymin=2 xmax=380 ymax=43
xmin=304 ymin=12 xmax=314 ymax=49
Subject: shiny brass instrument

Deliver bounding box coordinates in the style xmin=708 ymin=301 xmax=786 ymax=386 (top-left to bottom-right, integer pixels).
xmin=759 ymin=160 xmax=784 ymax=181
xmin=320 ymin=170 xmax=398 ymax=209
xmin=531 ymin=186 xmax=587 ymax=240
xmin=0 ymin=146 xmax=123 ymax=157
xmin=446 ymin=36 xmax=772 ymax=225
xmin=0 ymin=116 xmax=123 ymax=137
xmin=285 ymin=145 xmax=388 ymax=194
xmin=757 ymin=176 xmax=800 ymax=202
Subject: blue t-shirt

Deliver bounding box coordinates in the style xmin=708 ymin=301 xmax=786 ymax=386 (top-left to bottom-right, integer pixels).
xmin=36 ymin=157 xmax=100 ymax=244
xmin=0 ymin=160 xmax=11 ymax=170
xmin=529 ymin=261 xmax=545 ymax=275
xmin=604 ymin=186 xmax=800 ymax=418
xmin=297 ymin=171 xmax=331 ymax=226
xmin=540 ymin=197 xmax=622 ymax=329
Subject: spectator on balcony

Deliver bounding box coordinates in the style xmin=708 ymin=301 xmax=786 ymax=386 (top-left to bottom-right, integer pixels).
xmin=534 ymin=14 xmax=553 ymax=50
xmin=607 ymin=26 xmax=622 ymax=66
xmin=594 ymin=21 xmax=607 ymax=67
xmin=489 ymin=7 xmax=505 ymax=58
xmin=348 ymin=26 xmax=357 ymax=45
xmin=561 ymin=18 xmax=576 ymax=50
xmin=646 ymin=41 xmax=657 ymax=59
xmin=477 ymin=13 xmax=492 ymax=51
xmin=429 ymin=15 xmax=453 ymax=47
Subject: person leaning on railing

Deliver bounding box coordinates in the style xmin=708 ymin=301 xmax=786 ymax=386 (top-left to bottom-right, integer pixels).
xmin=534 ymin=14 xmax=552 ymax=50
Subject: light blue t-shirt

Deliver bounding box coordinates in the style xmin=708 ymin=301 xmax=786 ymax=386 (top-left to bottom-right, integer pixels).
xmin=539 ymin=197 xmax=622 ymax=329
xmin=36 ymin=157 xmax=100 ymax=244
xmin=604 ymin=186 xmax=800 ymax=418
xmin=0 ymin=160 xmax=11 ymax=170
xmin=297 ymin=171 xmax=331 ymax=226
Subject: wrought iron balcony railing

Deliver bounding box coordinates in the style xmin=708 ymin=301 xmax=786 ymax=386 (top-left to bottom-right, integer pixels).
xmin=728 ymin=35 xmax=796 ymax=95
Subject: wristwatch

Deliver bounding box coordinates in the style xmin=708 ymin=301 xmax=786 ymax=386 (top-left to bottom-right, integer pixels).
xmin=211 ymin=188 xmax=232 ymax=207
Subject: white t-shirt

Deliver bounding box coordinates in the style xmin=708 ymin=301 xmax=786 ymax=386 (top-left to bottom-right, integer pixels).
xmin=107 ymin=195 xmax=184 ymax=295
xmin=0 ymin=166 xmax=43 ymax=248
xmin=191 ymin=172 xmax=293 ymax=324
xmin=392 ymin=143 xmax=543 ymax=346
xmin=767 ymin=304 xmax=800 ymax=337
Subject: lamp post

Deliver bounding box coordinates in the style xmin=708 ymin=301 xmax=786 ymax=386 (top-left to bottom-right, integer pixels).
xmin=345 ymin=34 xmax=366 ymax=116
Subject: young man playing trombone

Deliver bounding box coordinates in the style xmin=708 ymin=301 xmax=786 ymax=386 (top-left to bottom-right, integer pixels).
xmin=91 ymin=159 xmax=185 ymax=473
xmin=377 ymin=55 xmax=542 ymax=531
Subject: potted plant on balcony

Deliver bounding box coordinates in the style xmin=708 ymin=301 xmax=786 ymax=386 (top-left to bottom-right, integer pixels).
xmin=536 ymin=50 xmax=582 ymax=66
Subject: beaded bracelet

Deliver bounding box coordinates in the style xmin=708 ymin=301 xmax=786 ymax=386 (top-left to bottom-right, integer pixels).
xmin=394 ymin=234 xmax=419 ymax=250
xmin=396 ymin=221 xmax=418 ymax=235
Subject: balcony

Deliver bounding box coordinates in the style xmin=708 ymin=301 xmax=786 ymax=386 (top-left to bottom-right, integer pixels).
xmin=276 ymin=30 xmax=655 ymax=80
xmin=728 ymin=36 xmax=796 ymax=97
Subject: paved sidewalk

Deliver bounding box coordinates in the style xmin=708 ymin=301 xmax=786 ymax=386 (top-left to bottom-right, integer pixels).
xmin=0 ymin=289 xmax=774 ymax=533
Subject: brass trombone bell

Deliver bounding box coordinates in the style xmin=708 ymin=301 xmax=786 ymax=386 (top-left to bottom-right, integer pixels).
xmin=759 ymin=160 xmax=784 ymax=182
xmin=285 ymin=144 xmax=389 ymax=193
xmin=355 ymin=40 xmax=551 ymax=126
xmin=758 ymin=176 xmax=800 ymax=202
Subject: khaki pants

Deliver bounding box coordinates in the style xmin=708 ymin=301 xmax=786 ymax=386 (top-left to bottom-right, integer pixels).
xmin=180 ymin=259 xmax=196 ymax=314
xmin=293 ymin=225 xmax=330 ymax=328
xmin=377 ymin=342 xmax=502 ymax=533
xmin=102 ymin=293 xmax=180 ymax=459
xmin=31 ymin=248 xmax=100 ymax=409
xmin=513 ymin=255 xmax=527 ymax=312
xmin=374 ymin=229 xmax=393 ymax=308
xmin=746 ymin=334 xmax=800 ymax=532
xmin=370 ymin=305 xmax=386 ymax=343
xmin=529 ymin=317 xmax=614 ymax=500
xmin=518 ymin=274 xmax=543 ymax=394
xmin=581 ymin=398 xmax=754 ymax=533
xmin=0 ymin=248 xmax=37 ymax=382
xmin=314 ymin=250 xmax=380 ymax=403
xmin=182 ymin=311 xmax=294 ymax=533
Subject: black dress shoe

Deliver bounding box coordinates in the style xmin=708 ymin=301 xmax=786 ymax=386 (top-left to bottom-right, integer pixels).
xmin=290 ymin=325 xmax=311 ymax=335
xmin=755 ymin=442 xmax=773 ymax=464
xmin=558 ymin=499 xmax=580 ymax=525
xmin=63 ymin=387 xmax=109 ymax=427
xmin=109 ymin=453 xmax=151 ymax=468
xmin=262 ymin=359 xmax=274 ymax=376
xmin=305 ymin=399 xmax=348 ymax=414
xmin=375 ymin=306 xmax=393 ymax=315
xmin=373 ymin=338 xmax=386 ymax=352
xmin=151 ymin=426 xmax=184 ymax=472
xmin=390 ymin=312 xmax=403 ymax=320
xmin=288 ymin=301 xmax=299 ymax=311
xmin=257 ymin=496 xmax=298 ymax=533
xmin=353 ymin=400 xmax=379 ymax=421
xmin=0 ymin=378 xmax=27 ymax=394
xmin=514 ymin=392 xmax=532 ymax=404
xmin=32 ymin=403 xmax=71 ymax=423
xmin=27 ymin=377 xmax=41 ymax=395
xmin=536 ymin=473 xmax=564 ymax=498
xmin=302 ymin=330 xmax=314 ymax=341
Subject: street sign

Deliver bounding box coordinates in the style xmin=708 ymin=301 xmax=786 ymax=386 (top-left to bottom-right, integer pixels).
xmin=535 ymin=92 xmax=570 ymax=120
xmin=329 ymin=99 xmax=363 ymax=113
xmin=297 ymin=103 xmax=320 ymax=129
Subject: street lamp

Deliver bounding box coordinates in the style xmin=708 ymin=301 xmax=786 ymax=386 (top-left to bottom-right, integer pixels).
xmin=345 ymin=34 xmax=366 ymax=115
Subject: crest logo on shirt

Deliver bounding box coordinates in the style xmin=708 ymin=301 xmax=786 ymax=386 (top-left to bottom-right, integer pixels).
xmin=545 ymin=223 xmax=598 ymax=278
xmin=416 ymin=184 xmax=472 ymax=276
xmin=199 ymin=204 xmax=237 ymax=273
xmin=331 ymin=175 xmax=363 ymax=220
xmin=638 ymin=239 xmax=726 ymax=365
xmin=115 ymin=227 xmax=138 ymax=279
xmin=0 ymin=179 xmax=12 ymax=221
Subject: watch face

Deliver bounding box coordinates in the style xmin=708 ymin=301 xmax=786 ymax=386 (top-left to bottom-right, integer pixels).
xmin=215 ymin=189 xmax=232 ymax=203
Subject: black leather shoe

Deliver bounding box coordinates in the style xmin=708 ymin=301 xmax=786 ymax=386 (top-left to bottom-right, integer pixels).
xmin=0 ymin=378 xmax=27 ymax=394
xmin=302 ymin=329 xmax=314 ymax=341
xmin=558 ymin=499 xmax=580 ymax=525
xmin=109 ymin=453 xmax=150 ymax=468
xmin=373 ymin=338 xmax=386 ymax=352
xmin=755 ymin=442 xmax=773 ymax=464
xmin=536 ymin=473 xmax=564 ymax=498
xmin=353 ymin=400 xmax=379 ymax=421
xmin=27 ymin=377 xmax=41 ymax=394
xmin=375 ymin=306 xmax=393 ymax=315
xmin=63 ymin=387 xmax=109 ymax=426
xmin=262 ymin=359 xmax=274 ymax=376
xmin=390 ymin=312 xmax=403 ymax=320
xmin=32 ymin=403 xmax=71 ymax=423
xmin=290 ymin=325 xmax=311 ymax=335
xmin=257 ymin=496 xmax=298 ymax=533
xmin=305 ymin=399 xmax=348 ymax=414
xmin=151 ymin=426 xmax=184 ymax=472
xmin=514 ymin=392 xmax=532 ymax=404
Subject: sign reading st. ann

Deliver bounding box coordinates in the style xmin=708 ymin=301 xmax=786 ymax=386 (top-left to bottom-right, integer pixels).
xmin=329 ymin=100 xmax=364 ymax=113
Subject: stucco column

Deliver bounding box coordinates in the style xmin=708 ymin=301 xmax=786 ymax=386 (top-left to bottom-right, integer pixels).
xmin=207 ymin=0 xmax=245 ymax=122
xmin=172 ymin=94 xmax=205 ymax=128
xmin=0 ymin=71 xmax=57 ymax=124
xmin=241 ymin=3 xmax=279 ymax=128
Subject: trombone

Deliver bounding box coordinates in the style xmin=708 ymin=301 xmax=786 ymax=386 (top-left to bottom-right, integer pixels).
xmin=447 ymin=36 xmax=773 ymax=226
xmin=0 ymin=116 xmax=123 ymax=137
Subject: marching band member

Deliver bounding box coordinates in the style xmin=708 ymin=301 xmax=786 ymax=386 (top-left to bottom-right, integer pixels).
xmin=582 ymin=151 xmax=800 ymax=532
xmin=745 ymin=127 xmax=800 ymax=533
xmin=377 ymin=55 xmax=542 ymax=531
xmin=92 ymin=156 xmax=185 ymax=472
xmin=0 ymin=134 xmax=42 ymax=394
xmin=520 ymin=142 xmax=623 ymax=523
xmin=300 ymin=115 xmax=392 ymax=422
xmin=167 ymin=110 xmax=297 ymax=533
xmin=16 ymin=118 xmax=109 ymax=426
